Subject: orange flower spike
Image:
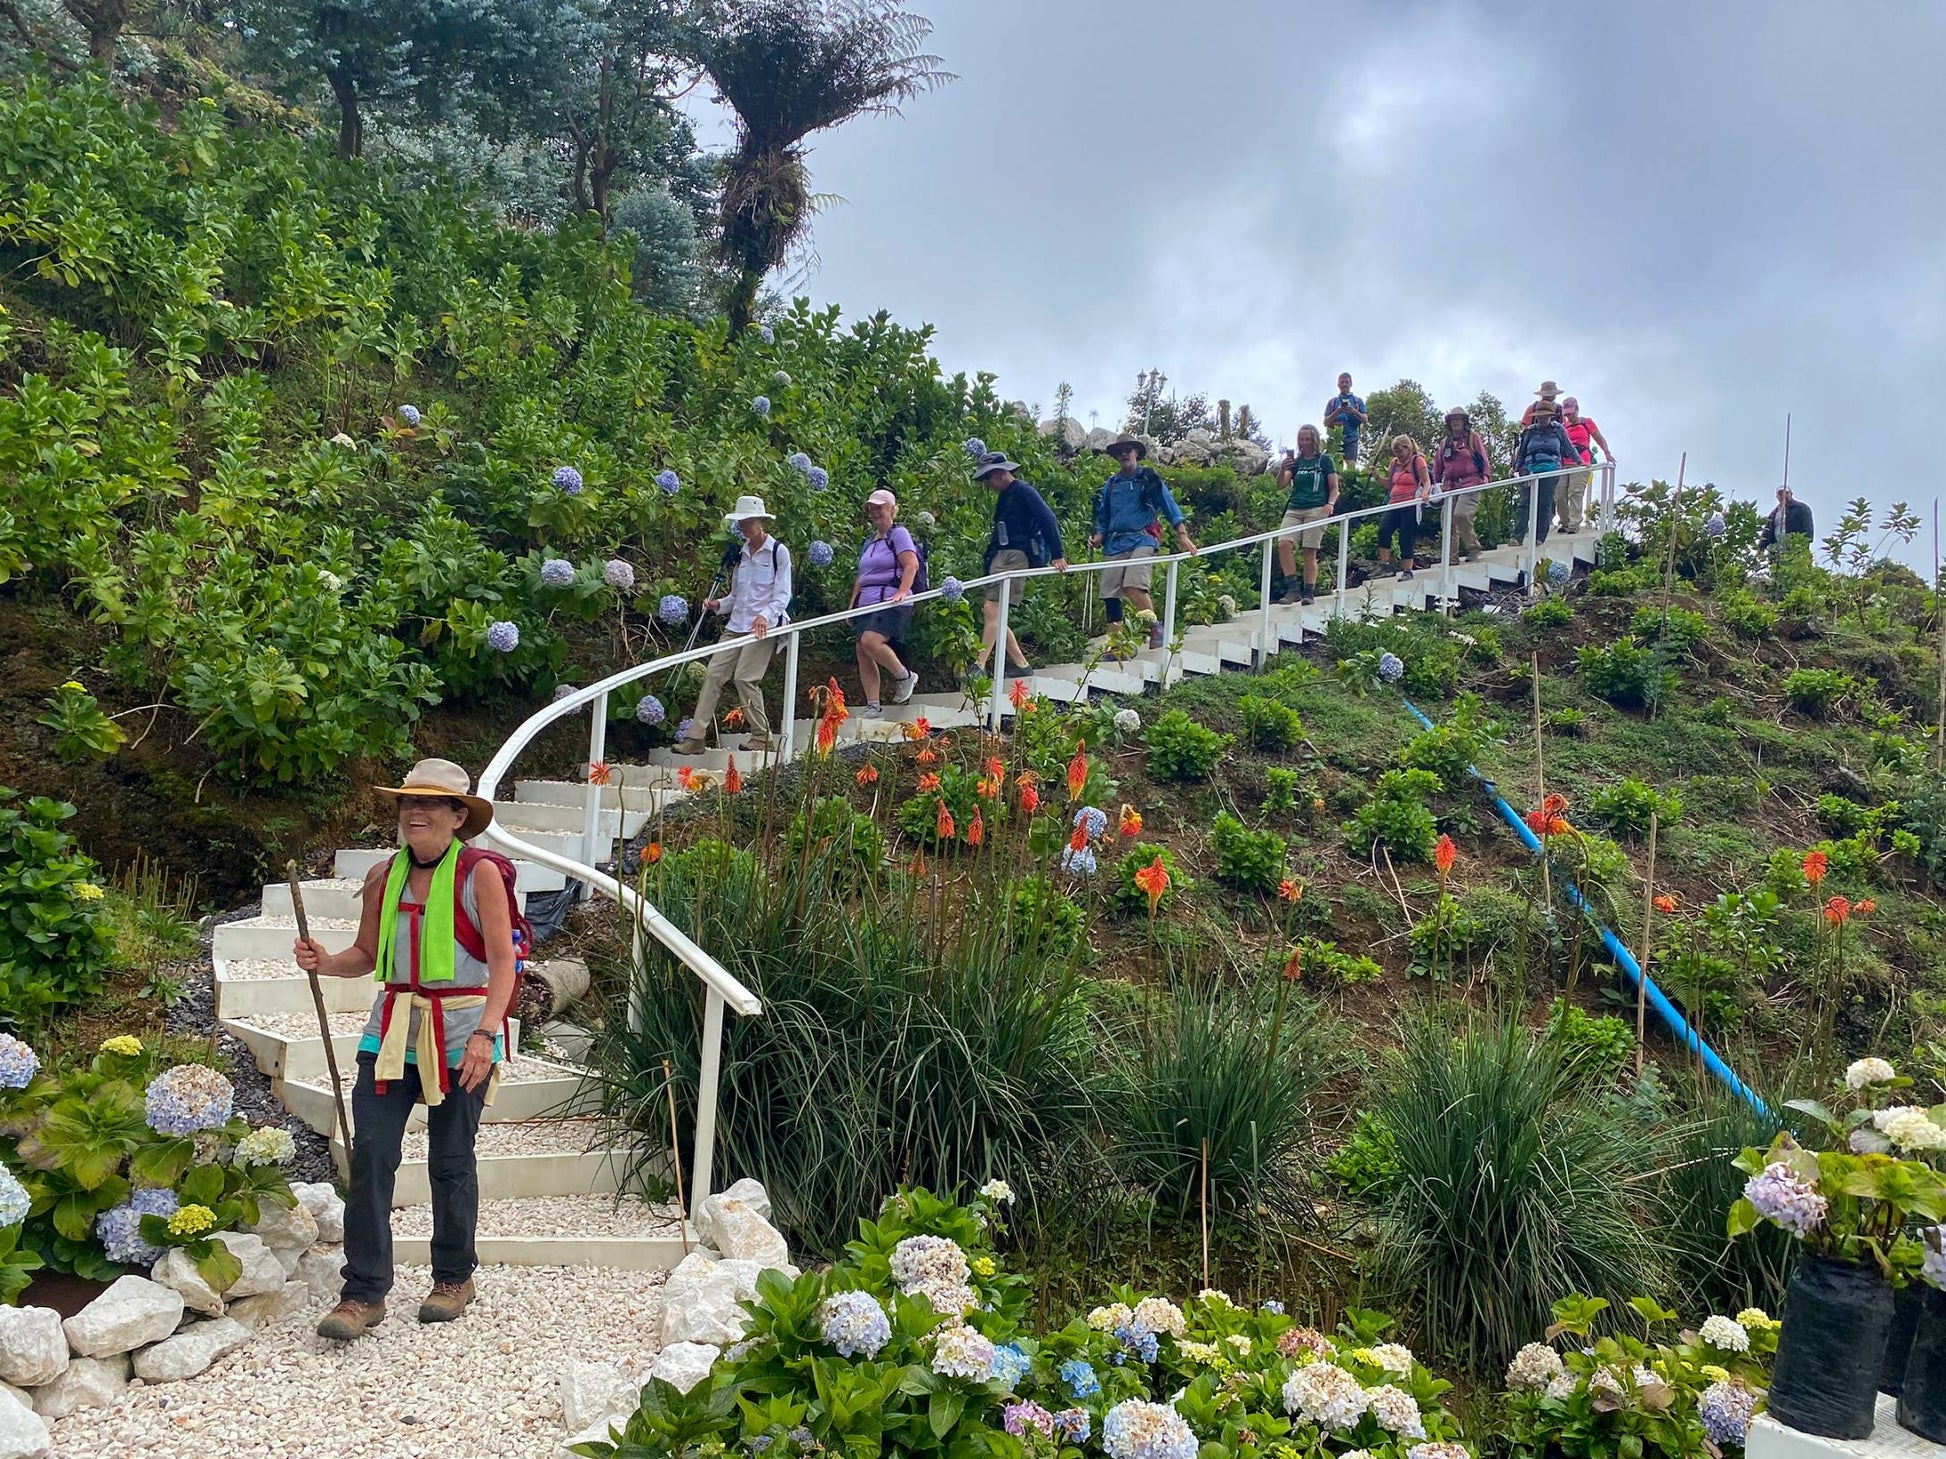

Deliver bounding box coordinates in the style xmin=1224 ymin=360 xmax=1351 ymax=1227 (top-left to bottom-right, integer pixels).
xmin=936 ymin=801 xmax=955 ymax=841
xmin=1019 ymin=783 xmax=1041 ymax=814
xmin=1824 ymin=894 xmax=1851 ymax=927
xmin=1068 ymin=824 xmax=1090 ymax=854
xmin=966 ymin=810 xmax=985 ymax=847
xmin=856 ymin=764 xmax=879 ymax=786
xmin=917 ymin=772 xmax=941 ymax=794
xmin=1652 ymin=893 xmax=1678 ymax=915
xmin=724 ymin=761 xmax=742 ymax=796
xmin=588 ymin=760 xmax=613 ymax=786
xmin=903 ymin=717 xmax=933 ymax=741
xmin=1008 ymin=679 xmax=1032 ymax=710
xmin=676 ymin=766 xmax=697 ymax=791
xmin=1276 ymin=878 xmax=1303 ymax=904
xmin=1134 ymin=855 xmax=1169 ymax=915
xmin=724 ymin=706 xmax=745 ymax=730
xmin=985 ymin=756 xmax=1005 ymax=782
xmin=915 ymin=746 xmax=939 ymax=767
xmin=1066 ymin=742 xmax=1089 ymax=802
xmin=1855 ymin=898 xmax=1877 ymax=915
xmin=1802 ymin=850 xmax=1829 ymax=888
xmin=1542 ymin=792 xmax=1569 ymax=817
xmin=1119 ymin=805 xmax=1143 ymax=839
xmin=644 ymin=842 xmax=662 ymax=865
xmin=814 ymin=719 xmax=837 ymax=756
xmin=1281 ymin=946 xmax=1304 ymax=983
xmin=1434 ymin=834 xmax=1456 ymax=877
xmin=825 ymin=678 xmax=846 ymax=715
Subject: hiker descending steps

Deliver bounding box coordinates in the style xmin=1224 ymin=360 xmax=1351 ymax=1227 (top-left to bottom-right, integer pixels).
xmin=1090 ymin=433 xmax=1197 ymax=648
xmin=679 ymin=495 xmax=790 ymax=755
xmin=293 ymin=758 xmax=527 ymax=1340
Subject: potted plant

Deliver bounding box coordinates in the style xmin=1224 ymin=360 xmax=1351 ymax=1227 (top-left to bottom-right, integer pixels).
xmin=1897 ymin=1226 xmax=1946 ymax=1442
xmin=1729 ymin=1059 xmax=1946 ymax=1439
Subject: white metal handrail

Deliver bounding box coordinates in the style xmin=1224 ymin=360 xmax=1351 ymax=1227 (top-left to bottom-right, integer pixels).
xmin=474 ymin=454 xmax=1616 ymax=1203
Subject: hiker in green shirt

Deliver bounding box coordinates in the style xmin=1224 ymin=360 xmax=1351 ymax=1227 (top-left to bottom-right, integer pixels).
xmin=1273 ymin=424 xmax=1340 ymax=605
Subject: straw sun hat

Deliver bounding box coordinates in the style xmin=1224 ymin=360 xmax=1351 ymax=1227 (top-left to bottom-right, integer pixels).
xmin=374 ymin=758 xmax=494 ymax=840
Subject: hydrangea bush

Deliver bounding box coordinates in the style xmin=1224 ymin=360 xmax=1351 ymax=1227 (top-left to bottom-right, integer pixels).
xmin=576 ymin=1187 xmax=1468 ymax=1459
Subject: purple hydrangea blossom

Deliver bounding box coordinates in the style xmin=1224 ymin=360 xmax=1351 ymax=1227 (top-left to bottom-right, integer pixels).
xmin=1548 ymin=559 xmax=1571 ymax=586
xmin=807 ymin=541 xmax=834 ymax=569
xmin=553 ymin=684 xmax=579 ymax=702
xmin=96 ymin=1187 xmax=180 ymax=1266
xmin=603 ymin=559 xmax=636 ymax=591
xmin=1744 ymin=1161 xmax=1827 ymax=1237
xmin=758 ymin=325 xmax=775 ymax=345
xmin=636 ymin=695 xmax=666 ymax=726
xmin=1061 ymin=1359 xmax=1100 ymax=1397
xmin=1004 ymin=1402 xmax=1054 ymax=1438
xmin=676 ymin=718 xmax=695 ymax=742
xmin=1054 ymin=1409 xmax=1091 ymax=1443
xmin=808 ymin=466 xmax=829 ymax=491
xmin=657 ymin=595 xmax=689 ymax=626
xmin=0 ymin=1167 xmax=28 ymax=1228
xmin=773 ymin=371 xmax=792 ymax=388
xmin=487 ymin=620 xmax=521 ymax=653
xmin=541 ymin=558 xmax=575 ymax=588
xmin=1378 ymin=651 xmax=1405 ymax=683
xmin=752 ymin=397 xmax=771 ymax=417
xmin=787 ymin=452 xmax=813 ymax=474
xmin=552 ymin=465 xmax=584 ymax=494
xmin=1699 ymin=1381 xmax=1758 ymax=1446
xmin=1260 ymin=1299 xmax=1285 ymax=1314
xmin=964 ymin=438 xmax=987 ymax=458
xmin=656 ymin=469 xmax=682 ymax=494
xmin=397 ymin=404 xmax=421 ymax=427
xmin=144 ymin=1064 xmax=234 ymax=1136
xmin=1706 ymin=512 xmax=1727 ymax=538
xmin=818 ymin=1290 xmax=891 ymax=1359
xmin=939 ymin=576 xmax=964 ymax=604
xmin=0 ymin=1034 xmax=40 ymax=1090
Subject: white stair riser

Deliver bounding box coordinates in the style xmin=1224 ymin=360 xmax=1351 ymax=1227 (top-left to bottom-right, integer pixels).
xmin=225 ymin=1020 xmax=363 ymax=1081
xmin=215 ymin=970 xmax=375 ymax=1020
xmin=333 ymin=848 xmax=568 ymax=892
xmin=516 ymin=780 xmax=669 ymax=814
xmin=263 ymin=881 xmax=531 ymax=921
xmin=494 ymin=800 xmax=624 ymax=837
xmin=277 ymin=1070 xmax=597 ymax=1138
xmin=214 ymin=921 xmax=356 ymax=963
xmin=360 ymin=1150 xmax=628 ymax=1205
xmin=392 ymin=1234 xmax=690 ymax=1271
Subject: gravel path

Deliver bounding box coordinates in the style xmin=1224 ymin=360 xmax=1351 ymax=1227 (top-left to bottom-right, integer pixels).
xmin=401 ymin=1118 xmax=611 ymax=1161
xmin=393 ymin=1194 xmax=681 ymax=1239
xmin=48 ymin=1263 xmax=667 ymax=1458
xmin=218 ymin=957 xmax=327 ymax=981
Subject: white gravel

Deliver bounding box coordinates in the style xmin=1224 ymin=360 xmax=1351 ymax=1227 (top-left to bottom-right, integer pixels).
xmin=232 ymin=1012 xmax=371 ymax=1038
xmin=401 ymin=1119 xmax=613 ymax=1161
xmin=393 ymin=1195 xmax=681 ymax=1239
xmin=237 ymin=913 xmax=364 ymax=932
xmin=218 ymin=958 xmax=322 ymax=982
xmin=48 ymin=1263 xmax=667 ymax=1458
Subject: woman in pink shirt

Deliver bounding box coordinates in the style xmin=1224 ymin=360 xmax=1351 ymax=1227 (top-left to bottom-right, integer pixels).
xmin=1556 ymin=397 xmax=1611 ymax=532
xmin=1375 ymin=434 xmax=1433 ymax=580
xmin=1430 ymin=407 xmax=1491 ymax=560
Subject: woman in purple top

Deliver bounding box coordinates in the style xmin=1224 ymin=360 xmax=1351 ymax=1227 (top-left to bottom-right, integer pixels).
xmin=849 ymin=489 xmax=922 ymax=716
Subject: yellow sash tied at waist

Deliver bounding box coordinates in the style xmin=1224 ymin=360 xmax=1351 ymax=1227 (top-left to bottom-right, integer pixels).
xmin=372 ymin=987 xmax=500 ymax=1110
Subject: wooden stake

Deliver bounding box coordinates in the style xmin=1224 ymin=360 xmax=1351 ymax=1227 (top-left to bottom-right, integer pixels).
xmin=1532 ymin=654 xmax=1552 ymax=913
xmin=288 ymin=861 xmax=353 ymax=1172
xmin=1199 ymin=1137 xmax=1211 ymax=1291
xmin=1659 ymin=453 xmax=1687 ymax=617
xmin=1933 ymin=502 xmax=1943 ymax=775
xmin=664 ymin=1058 xmax=690 ymax=1254
xmin=1636 ymin=812 xmax=1659 ymax=1079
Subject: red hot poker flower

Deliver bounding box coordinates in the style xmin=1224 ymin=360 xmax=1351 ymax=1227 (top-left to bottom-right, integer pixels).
xmin=1434 ymin=834 xmax=1456 ymax=877
xmin=1008 ymin=679 xmax=1032 ymax=709
xmin=1066 ymin=742 xmax=1089 ymax=802
xmin=856 ymin=765 xmax=879 ymax=786
xmin=1653 ymin=894 xmax=1678 ymax=915
xmin=916 ymin=772 xmax=941 ymax=793
xmin=936 ymin=801 xmax=955 ymax=841
xmin=723 ymin=761 xmax=742 ymax=795
xmin=1134 ymin=856 xmax=1169 ymax=915
xmin=588 ymin=760 xmax=613 ymax=786
xmin=1119 ymin=805 xmax=1143 ymax=838
xmin=1276 ymin=878 xmax=1303 ymax=903
xmin=1855 ymin=898 xmax=1877 ymax=915
xmin=1802 ymin=850 xmax=1829 ymax=888
xmin=1020 ymin=783 xmax=1041 ymax=814
xmin=676 ymin=766 xmax=698 ymax=791
xmin=966 ymin=810 xmax=985 ymax=847
xmin=1282 ymin=946 xmax=1303 ymax=982
xmin=1824 ymin=895 xmax=1851 ymax=927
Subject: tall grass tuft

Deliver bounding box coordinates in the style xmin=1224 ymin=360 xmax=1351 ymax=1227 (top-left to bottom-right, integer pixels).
xmin=1374 ymin=1009 xmax=1668 ymax=1374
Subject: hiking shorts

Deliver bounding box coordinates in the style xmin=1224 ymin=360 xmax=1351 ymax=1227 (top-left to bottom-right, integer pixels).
xmin=1280 ymin=505 xmax=1332 ymax=551
xmin=985 ymin=549 xmax=1031 ymax=602
xmin=1098 ymin=543 xmax=1157 ymax=599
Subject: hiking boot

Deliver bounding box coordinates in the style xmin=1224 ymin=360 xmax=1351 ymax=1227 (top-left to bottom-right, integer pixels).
xmin=316 ymin=1299 xmax=385 ymax=1341
xmin=672 ymin=738 xmax=709 ymax=757
xmin=1399 ymin=569 xmax=1415 ymax=581
xmin=1300 ymin=588 xmax=1316 ymax=605
xmin=1274 ymin=587 xmax=1304 ymax=606
xmin=741 ymin=730 xmax=769 ymax=751
xmin=418 ymin=1278 xmax=475 ymax=1324
xmin=889 ymin=670 xmax=919 ymax=705
xmin=861 ymin=701 xmax=884 ymax=719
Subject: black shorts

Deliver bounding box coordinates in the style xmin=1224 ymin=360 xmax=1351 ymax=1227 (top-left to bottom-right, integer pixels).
xmin=854 ymin=604 xmax=913 ymax=643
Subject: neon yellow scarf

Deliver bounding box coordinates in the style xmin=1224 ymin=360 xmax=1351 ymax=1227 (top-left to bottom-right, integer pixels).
xmin=374 ymin=841 xmax=459 ymax=984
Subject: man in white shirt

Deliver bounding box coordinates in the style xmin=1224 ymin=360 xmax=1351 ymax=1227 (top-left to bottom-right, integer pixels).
xmin=676 ymin=496 xmax=790 ymax=754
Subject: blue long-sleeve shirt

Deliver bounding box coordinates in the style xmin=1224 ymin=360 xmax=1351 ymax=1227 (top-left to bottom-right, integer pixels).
xmin=1092 ymin=467 xmax=1185 ymax=556
xmin=984 ymin=480 xmax=1065 ymax=570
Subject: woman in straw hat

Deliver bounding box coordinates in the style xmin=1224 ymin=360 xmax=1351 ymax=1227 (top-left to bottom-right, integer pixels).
xmin=295 ymin=758 xmax=517 ymax=1340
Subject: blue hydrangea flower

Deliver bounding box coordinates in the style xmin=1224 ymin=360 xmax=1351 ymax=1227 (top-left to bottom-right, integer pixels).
xmin=964 ymin=438 xmax=987 ymax=458
xmin=990 ymin=1343 xmax=1031 ymax=1390
xmin=752 ymin=396 xmax=771 ymax=417
xmin=658 ymin=595 xmax=689 ymax=626
xmin=96 ymin=1187 xmax=180 ymax=1266
xmin=787 ymin=452 xmax=813 ymax=474
xmin=0 ymin=1167 xmax=30 ymax=1228
xmin=603 ymin=559 xmax=636 ymax=591
xmin=676 ymin=718 xmax=695 ymax=742
xmin=1112 ymin=1322 xmax=1159 ymax=1364
xmin=916 ymin=510 xmax=936 ymax=529
xmin=808 ymin=466 xmax=829 ymax=491
xmin=1706 ymin=511 xmax=1727 ymax=539
xmin=656 ymin=469 xmax=682 ymax=494
xmin=1060 ymin=845 xmax=1099 ymax=879
xmin=552 ymin=465 xmax=584 ymax=495
xmin=759 ymin=325 xmax=775 ymax=345
xmin=0 ymin=1034 xmax=40 ymax=1090
xmin=1260 ymin=1299 xmax=1285 ymax=1315
xmin=541 ymin=558 xmax=575 ymax=588
xmin=1061 ymin=1359 xmax=1101 ymax=1398
xmin=1378 ymin=651 xmax=1404 ymax=683
xmin=554 ymin=684 xmax=579 ymax=702
xmin=1700 ymin=1380 xmax=1758 ymax=1446
xmin=636 ymin=695 xmax=666 ymax=726
xmin=487 ymin=620 xmax=521 ymax=653
xmin=808 ymin=541 xmax=834 ymax=569
xmin=1054 ymin=1409 xmax=1091 ymax=1444
xmin=144 ymin=1064 xmax=233 ymax=1136
xmin=1073 ymin=805 xmax=1108 ymax=840
xmin=939 ymin=576 xmax=964 ymax=604
xmin=1547 ymin=559 xmax=1570 ymax=586
xmin=397 ymin=404 xmax=421 ymax=427
xmin=818 ymin=1290 xmax=891 ymax=1359
xmin=773 ymin=371 xmax=792 ymax=388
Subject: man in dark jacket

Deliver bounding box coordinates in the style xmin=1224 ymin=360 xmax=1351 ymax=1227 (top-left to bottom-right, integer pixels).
xmin=971 ymin=452 xmax=1067 ymax=678
xmin=1512 ymin=399 xmax=1576 ymax=545
xmin=1756 ymin=488 xmax=1815 ymax=552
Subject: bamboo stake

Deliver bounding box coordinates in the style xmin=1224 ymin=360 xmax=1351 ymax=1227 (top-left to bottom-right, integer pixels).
xmin=287 ymin=861 xmax=353 ymax=1171
xmin=1532 ymin=654 xmax=1552 ymax=913
xmin=1199 ymin=1138 xmax=1211 ymax=1292
xmin=1659 ymin=453 xmax=1687 ymax=617
xmin=663 ymin=1058 xmax=690 ymax=1255
xmin=1635 ymin=812 xmax=1659 ymax=1079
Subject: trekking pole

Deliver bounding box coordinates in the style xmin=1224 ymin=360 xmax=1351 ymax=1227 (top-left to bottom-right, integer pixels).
xmin=288 ymin=861 xmax=354 ymax=1174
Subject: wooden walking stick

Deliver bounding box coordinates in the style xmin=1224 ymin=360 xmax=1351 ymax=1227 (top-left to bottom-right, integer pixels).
xmin=288 ymin=861 xmax=354 ymax=1171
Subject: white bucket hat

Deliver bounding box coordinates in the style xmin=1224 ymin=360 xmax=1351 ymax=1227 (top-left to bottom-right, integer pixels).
xmin=722 ymin=494 xmax=775 ymax=527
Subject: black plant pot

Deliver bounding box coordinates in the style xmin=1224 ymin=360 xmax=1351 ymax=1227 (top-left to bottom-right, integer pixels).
xmin=1898 ymin=1285 xmax=1946 ymax=1442
xmin=1883 ymin=1282 xmax=1925 ymax=1396
xmin=1769 ymin=1253 xmax=1894 ymax=1439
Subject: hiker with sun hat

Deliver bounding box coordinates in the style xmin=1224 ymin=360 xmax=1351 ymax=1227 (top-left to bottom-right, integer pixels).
xmin=676 ymin=494 xmax=791 ymax=755
xmin=294 ymin=757 xmax=520 ymax=1339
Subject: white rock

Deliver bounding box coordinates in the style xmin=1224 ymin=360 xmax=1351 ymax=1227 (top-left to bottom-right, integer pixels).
xmin=0 ymin=1387 xmax=49 ymax=1459
xmin=31 ymin=1355 xmax=127 ymax=1419
xmin=0 ymin=1388 xmax=21 ymax=1411
xmin=714 ymin=1178 xmax=772 ymax=1222
xmin=62 ymin=1277 xmax=185 ymax=1359
xmin=0 ymin=1309 xmax=66 ymax=1388
xmin=1085 ymin=427 xmax=1116 ymax=452
xmin=226 ymin=1280 xmax=306 ymax=1330
xmin=291 ymin=1182 xmax=345 ymax=1244
xmin=131 ymin=1317 xmax=251 ymax=1383
xmin=245 ymin=1200 xmax=319 ymax=1275
xmin=660 ymin=1252 xmax=752 ymax=1346
xmin=561 ymin=1418 xmax=625 ymax=1459
xmin=295 ymin=1247 xmax=344 ymax=1303
xmin=213 ymin=1232 xmax=287 ymax=1299
xmin=716 ymin=1258 xmax=797 ymax=1302
xmin=649 ymin=1342 xmax=718 ymax=1394
xmin=151 ymin=1247 xmax=226 ymax=1318
xmin=559 ymin=1360 xmax=637 ymax=1431
xmin=708 ymin=1204 xmax=788 ymax=1269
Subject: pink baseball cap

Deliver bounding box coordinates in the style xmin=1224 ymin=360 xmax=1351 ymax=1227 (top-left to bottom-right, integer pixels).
xmin=1561 ymin=396 xmax=1579 ymax=410
xmin=865 ymin=489 xmax=897 ymax=509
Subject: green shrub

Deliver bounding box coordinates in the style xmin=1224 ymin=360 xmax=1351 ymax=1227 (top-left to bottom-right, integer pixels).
xmin=0 ymin=790 xmax=116 ymax=1027
xmin=1263 ymin=767 xmax=1300 ymax=814
xmin=1721 ymin=591 xmax=1780 ymax=639
xmin=1522 ymin=596 xmax=1572 ymax=628
xmin=1006 ymin=875 xmax=1085 ymax=957
xmin=895 ymin=764 xmax=988 ymax=848
xmin=35 ymin=684 xmax=124 ymax=763
xmin=785 ymin=796 xmax=883 ymax=888
xmin=1546 ymin=707 xmax=1588 ymax=738
xmin=1110 ymin=843 xmax=1191 ymax=916
xmin=1576 ymin=640 xmax=1674 ymax=710
xmin=1143 ymin=709 xmax=1228 ymax=782
xmin=1239 ymin=694 xmax=1303 ymax=752
xmin=1586 ymin=778 xmax=1683 ymax=840
xmin=1327 ymin=1111 xmax=1402 ymax=1198
xmin=1209 ymin=812 xmax=1287 ymax=893
xmin=1342 ymin=769 xmax=1440 ymax=863
xmin=1299 ymin=937 xmax=1384 ymax=986
xmin=1397 ymin=696 xmax=1498 ymax=791
xmin=1630 ymin=604 xmax=1709 ymax=656
xmin=1543 ymin=998 xmax=1635 ymax=1083
xmin=1783 ymin=667 xmax=1861 ymax=718
xmin=1814 ymin=794 xmax=1872 ymax=837
xmin=1409 ymin=888 xmax=1542 ymax=979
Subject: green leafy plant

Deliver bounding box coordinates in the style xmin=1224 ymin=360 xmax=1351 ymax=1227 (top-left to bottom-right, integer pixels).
xmin=1586 ymin=779 xmax=1683 ymax=840
xmin=1782 ymin=667 xmax=1862 ymax=719
xmin=1577 ymin=640 xmax=1674 ymax=711
xmin=0 ymin=790 xmax=115 ymax=1028
xmin=1109 ymin=843 xmax=1190 ymax=917
xmin=1631 ymin=605 xmax=1709 ymax=657
xmin=1342 ymin=769 xmax=1441 ymax=863
xmin=1523 ymin=596 xmax=1572 ymax=628
xmin=1263 ymin=767 xmax=1301 ymax=814
xmin=1142 ymin=710 xmax=1228 ymax=782
xmin=1006 ymin=875 xmax=1084 ymax=957
xmin=36 ymin=683 xmax=125 ymax=763
xmin=787 ymin=796 xmax=884 ymax=889
xmin=1720 ymin=591 xmax=1779 ymax=639
xmin=1239 ymin=694 xmax=1302 ymax=752
xmin=1327 ymin=1110 xmax=1402 ymax=1198
xmin=1543 ymin=998 xmax=1634 ymax=1084
xmin=1208 ymin=812 xmax=1286 ymax=893
xmin=1299 ymin=937 xmax=1384 ymax=986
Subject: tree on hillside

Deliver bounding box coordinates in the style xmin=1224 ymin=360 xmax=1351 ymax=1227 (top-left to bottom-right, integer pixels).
xmin=1362 ymin=378 xmax=1443 ymax=458
xmin=680 ymin=0 xmax=951 ymax=332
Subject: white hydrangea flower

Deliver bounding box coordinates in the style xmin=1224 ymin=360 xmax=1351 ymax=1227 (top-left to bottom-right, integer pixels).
xmin=1282 ymin=1362 xmax=1367 ymax=1430
xmin=1847 ymin=1057 xmax=1897 ymax=1090
xmin=1132 ymin=1296 xmax=1187 ymax=1337
xmin=1365 ymin=1384 xmax=1426 ymax=1438
xmin=1088 ymin=1303 xmax=1133 ymax=1332
xmin=978 ymin=1179 xmax=1015 ymax=1205
xmin=1197 ymin=1287 xmax=1231 ymax=1307
xmin=1225 ymin=1334 xmax=1251 ymax=1356
xmin=1851 ymin=1126 xmax=1894 ymax=1155
xmin=1544 ymin=1371 xmax=1579 ymax=1401
xmin=1734 ymin=1307 xmax=1775 ymax=1331
xmin=1177 ymin=1340 xmax=1220 ymax=1364
xmin=1505 ymin=1342 xmax=1566 ymax=1391
xmin=234 ymin=1126 xmax=297 ymax=1167
xmin=931 ymin=1324 xmax=995 ymax=1381
xmin=1874 ymin=1106 xmax=1946 ymax=1152
xmin=1369 ymin=1342 xmax=1414 ymax=1377
xmin=1699 ymin=1315 xmax=1751 ymax=1353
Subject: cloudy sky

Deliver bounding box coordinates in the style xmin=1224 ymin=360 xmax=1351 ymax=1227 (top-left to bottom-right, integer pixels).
xmin=702 ymin=0 xmax=1945 ymax=562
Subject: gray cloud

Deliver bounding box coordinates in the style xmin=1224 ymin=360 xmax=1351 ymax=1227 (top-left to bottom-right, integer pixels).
xmin=707 ymin=0 xmax=1946 ymax=562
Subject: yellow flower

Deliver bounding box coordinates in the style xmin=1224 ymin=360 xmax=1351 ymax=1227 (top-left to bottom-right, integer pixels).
xmin=1734 ymin=1307 xmax=1777 ymax=1331
xmin=61 ymin=680 xmax=85 ymax=693
xmin=168 ymin=1204 xmax=216 ymax=1238
xmin=1701 ymin=1365 xmax=1730 ymax=1383
xmin=72 ymin=882 xmax=104 ymax=902
xmin=99 ymin=1035 xmax=142 ymax=1056
xmin=970 ymin=1255 xmax=996 ymax=1278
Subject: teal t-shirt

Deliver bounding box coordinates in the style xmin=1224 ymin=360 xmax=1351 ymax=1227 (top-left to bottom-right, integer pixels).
xmin=1284 ymin=453 xmax=1337 ymax=511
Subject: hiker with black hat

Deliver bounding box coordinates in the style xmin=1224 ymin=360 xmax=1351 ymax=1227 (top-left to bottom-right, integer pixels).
xmin=676 ymin=495 xmax=791 ymax=754
xmin=969 ymin=451 xmax=1067 ymax=679
xmin=294 ymin=759 xmax=520 ymax=1340
xmin=1089 ymin=433 xmax=1196 ymax=648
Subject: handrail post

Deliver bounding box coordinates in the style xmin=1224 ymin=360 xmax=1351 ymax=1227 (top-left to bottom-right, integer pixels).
xmin=1524 ymin=473 xmax=1541 ymax=589
xmin=1256 ymin=532 xmax=1274 ymax=670
xmin=1602 ymin=460 xmax=1616 ymax=536
xmin=580 ymin=690 xmax=609 ymax=898
xmin=779 ymin=630 xmax=800 ymax=765
xmin=990 ymin=576 xmax=1011 ymax=732
xmin=691 ymin=986 xmax=725 ymax=1207
xmin=1439 ymin=494 xmax=1454 ymax=615
xmin=1161 ymin=558 xmax=1179 ymax=675
xmin=1335 ymin=520 xmax=1349 ymax=619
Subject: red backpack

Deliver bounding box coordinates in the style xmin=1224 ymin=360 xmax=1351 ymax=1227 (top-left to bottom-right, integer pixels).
xmin=452 ymin=847 xmax=533 ymax=1032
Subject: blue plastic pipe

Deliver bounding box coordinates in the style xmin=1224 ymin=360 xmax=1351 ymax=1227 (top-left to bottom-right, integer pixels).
xmin=1400 ymin=698 xmax=1771 ymax=1117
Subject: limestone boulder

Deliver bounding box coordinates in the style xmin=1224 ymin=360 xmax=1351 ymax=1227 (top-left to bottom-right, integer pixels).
xmin=698 ymin=1202 xmax=787 ymax=1270
xmin=213 ymin=1232 xmax=287 ymax=1299
xmin=560 ymin=1360 xmax=638 ymax=1431
xmin=649 ymin=1342 xmax=719 ymax=1395
xmin=62 ymin=1277 xmax=185 ymax=1359
xmin=296 ymin=1247 xmax=345 ymax=1304
xmin=0 ymin=1386 xmax=49 ymax=1459
xmin=0 ymin=1309 xmax=66 ymax=1388
xmin=227 ymin=1280 xmax=307 ymax=1330
xmin=131 ymin=1317 xmax=251 ymax=1383
xmin=660 ymin=1252 xmax=753 ymax=1347
xmin=152 ymin=1247 xmax=226 ymax=1318
xmin=29 ymin=1356 xmax=126 ymax=1420
xmin=245 ymin=1198 xmax=319 ymax=1275
xmin=291 ymin=1182 xmax=345 ymax=1244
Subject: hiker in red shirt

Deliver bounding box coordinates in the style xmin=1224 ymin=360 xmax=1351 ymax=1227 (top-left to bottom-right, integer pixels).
xmin=1555 ymin=397 xmax=1611 ymax=532
xmin=294 ymin=758 xmax=519 ymax=1340
xmin=1430 ymin=408 xmax=1491 ymax=560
